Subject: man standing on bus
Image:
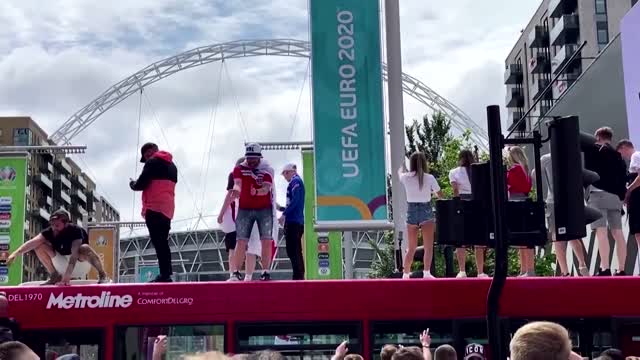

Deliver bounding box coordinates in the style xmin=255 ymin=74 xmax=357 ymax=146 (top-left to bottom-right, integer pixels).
xmin=6 ymin=209 xmax=109 ymax=285
xmin=279 ymin=163 xmax=305 ymax=280
xmin=130 ymin=142 xmax=178 ymax=283
xmin=231 ymin=143 xmax=274 ymax=281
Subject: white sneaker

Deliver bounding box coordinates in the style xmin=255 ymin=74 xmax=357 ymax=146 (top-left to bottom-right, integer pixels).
xmin=244 ymin=274 xmax=253 ymax=282
xmin=477 ymin=273 xmax=489 ymax=278
xmin=227 ymin=271 xmax=242 ymax=282
xmin=423 ymin=271 xmax=435 ymax=279
xmin=402 ymin=272 xmax=411 ymax=279
xmin=456 ymin=272 xmax=467 ymax=278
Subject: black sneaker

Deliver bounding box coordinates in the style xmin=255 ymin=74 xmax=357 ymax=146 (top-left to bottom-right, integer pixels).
xmin=597 ymin=269 xmax=612 ymax=276
xmin=150 ymin=275 xmax=173 ymax=283
xmin=260 ymin=272 xmax=271 ymax=281
xmin=41 ymin=271 xmax=62 ymax=285
xmin=615 ymin=270 xmax=627 ymax=276
xmin=97 ymin=274 xmax=112 ymax=284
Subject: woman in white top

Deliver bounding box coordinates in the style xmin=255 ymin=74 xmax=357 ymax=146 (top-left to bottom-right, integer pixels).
xmin=398 ymin=152 xmax=443 ymax=279
xmin=449 ymin=149 xmax=487 ymax=278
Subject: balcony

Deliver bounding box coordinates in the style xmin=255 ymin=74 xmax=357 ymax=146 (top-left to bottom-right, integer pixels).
xmin=34 ymin=174 xmax=53 ymax=190
xmin=528 ymin=52 xmax=551 ymax=74
xmin=76 ymin=204 xmax=87 ymax=216
xmin=550 ymin=14 xmax=579 ymax=47
xmin=508 ymin=110 xmax=526 ymax=132
xmin=529 ymin=78 xmax=552 ymax=101
xmin=34 ymin=207 xmax=50 ymax=222
xmin=528 ymin=25 xmax=549 ymax=48
xmin=46 ymin=196 xmax=53 ymax=207
xmin=504 ymin=64 xmax=523 ymax=85
xmin=55 ymin=159 xmax=72 ymax=174
xmin=60 ymin=174 xmax=72 ymax=189
xmin=552 ymin=74 xmax=578 ymax=99
xmin=551 ymin=44 xmax=580 ymax=74
xmin=77 ymin=175 xmax=87 ymax=189
xmin=60 ymin=189 xmax=72 ymax=205
xmin=505 ymin=87 xmax=524 ymax=108
xmin=549 ymin=0 xmax=578 ymax=18
xmin=73 ymin=189 xmax=87 ymax=204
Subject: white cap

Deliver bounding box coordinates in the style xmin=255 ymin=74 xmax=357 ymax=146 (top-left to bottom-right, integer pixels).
xmin=281 ymin=163 xmax=297 ymax=174
xmin=245 ymin=143 xmax=263 ymax=158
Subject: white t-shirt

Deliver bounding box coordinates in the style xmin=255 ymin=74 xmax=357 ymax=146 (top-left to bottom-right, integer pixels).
xmin=399 ymin=171 xmax=441 ymax=203
xmin=629 ymin=151 xmax=640 ymax=174
xmin=448 ymin=166 xmax=472 ymax=195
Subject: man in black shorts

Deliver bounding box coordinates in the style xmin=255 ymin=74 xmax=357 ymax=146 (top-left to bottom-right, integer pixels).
xmin=6 ymin=209 xmax=109 ymax=285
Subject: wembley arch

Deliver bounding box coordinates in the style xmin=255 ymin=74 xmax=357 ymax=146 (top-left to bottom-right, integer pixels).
xmin=49 ymin=39 xmax=488 ymax=151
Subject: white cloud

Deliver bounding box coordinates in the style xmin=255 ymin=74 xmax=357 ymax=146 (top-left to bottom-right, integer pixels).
xmin=0 ymin=0 xmax=542 ymax=234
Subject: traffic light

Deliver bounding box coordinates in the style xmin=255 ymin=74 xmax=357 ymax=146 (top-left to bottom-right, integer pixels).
xmin=549 ymin=115 xmax=602 ymax=241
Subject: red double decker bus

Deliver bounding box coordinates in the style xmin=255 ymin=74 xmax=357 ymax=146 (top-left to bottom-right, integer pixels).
xmin=3 ymin=278 xmax=640 ymax=359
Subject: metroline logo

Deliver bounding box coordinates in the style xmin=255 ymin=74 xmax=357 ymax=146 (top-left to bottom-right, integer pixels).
xmin=46 ymin=291 xmax=133 ymax=309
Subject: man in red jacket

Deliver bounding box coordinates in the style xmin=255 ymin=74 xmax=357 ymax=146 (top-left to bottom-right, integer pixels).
xmin=130 ymin=142 xmax=178 ymax=283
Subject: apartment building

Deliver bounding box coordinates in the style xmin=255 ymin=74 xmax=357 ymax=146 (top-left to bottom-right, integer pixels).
xmin=0 ymin=116 xmax=121 ymax=282
xmin=504 ymin=0 xmax=637 ymax=133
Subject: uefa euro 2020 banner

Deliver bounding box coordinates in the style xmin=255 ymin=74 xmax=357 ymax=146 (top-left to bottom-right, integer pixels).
xmin=310 ymin=0 xmax=388 ymax=225
xmin=0 ymin=154 xmax=28 ymax=285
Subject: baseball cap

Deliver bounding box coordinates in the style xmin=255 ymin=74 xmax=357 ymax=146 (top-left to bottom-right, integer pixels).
xmin=140 ymin=142 xmax=158 ymax=163
xmin=464 ymin=344 xmax=485 ymax=360
xmin=50 ymin=209 xmax=71 ymax=222
xmin=282 ymin=163 xmax=297 ymax=174
xmin=245 ymin=143 xmax=263 ymax=158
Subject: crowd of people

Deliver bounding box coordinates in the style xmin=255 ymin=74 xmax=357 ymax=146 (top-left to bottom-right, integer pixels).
xmin=398 ymin=126 xmax=640 ymax=278
xmin=2 ymin=125 xmax=639 ymax=284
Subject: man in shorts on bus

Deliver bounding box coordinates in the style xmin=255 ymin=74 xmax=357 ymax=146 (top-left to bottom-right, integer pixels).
xmin=6 ymin=209 xmax=109 ymax=285
xmin=230 ymin=143 xmax=275 ymax=281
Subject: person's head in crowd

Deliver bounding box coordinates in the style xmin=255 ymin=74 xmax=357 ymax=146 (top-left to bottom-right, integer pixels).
xmin=616 ymin=139 xmax=635 ymax=160
xmin=380 ymin=344 xmax=398 ymax=360
xmin=507 ymin=146 xmax=530 ymax=174
xmin=510 ymin=321 xmax=584 ymax=360
xmin=599 ymin=348 xmax=624 ymax=360
xmin=48 ymin=209 xmax=71 ymax=234
xmin=246 ymin=350 xmax=284 ymax=360
xmin=244 ymin=143 xmax=263 ymax=169
xmin=0 ymin=341 xmax=39 ymax=360
xmin=595 ymin=127 xmax=614 ymax=144
xmin=463 ymin=343 xmax=485 ymax=360
xmin=181 ymin=351 xmax=230 ymax=360
xmin=409 ymin=152 xmax=429 ymax=189
xmin=459 ymin=149 xmax=475 ymax=170
xmin=434 ymin=344 xmax=457 ymax=360
xmin=344 ymin=354 xmax=364 ymax=360
xmin=391 ymin=346 xmax=423 ymax=360
xmin=230 ymin=355 xmax=248 ymax=360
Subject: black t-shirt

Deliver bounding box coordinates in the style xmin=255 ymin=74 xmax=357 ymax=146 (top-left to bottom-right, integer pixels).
xmin=226 ymin=172 xmax=234 ymax=191
xmin=41 ymin=224 xmax=89 ymax=255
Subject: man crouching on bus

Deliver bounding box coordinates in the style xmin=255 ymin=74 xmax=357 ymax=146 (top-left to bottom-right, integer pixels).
xmin=6 ymin=209 xmax=110 ymax=285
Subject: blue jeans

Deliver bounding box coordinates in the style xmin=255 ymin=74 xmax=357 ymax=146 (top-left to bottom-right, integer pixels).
xmin=236 ymin=208 xmax=274 ymax=240
xmin=406 ymin=202 xmax=434 ymax=226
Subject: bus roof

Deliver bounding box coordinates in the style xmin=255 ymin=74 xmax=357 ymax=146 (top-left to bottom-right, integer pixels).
xmin=3 ymin=278 xmax=640 ymax=329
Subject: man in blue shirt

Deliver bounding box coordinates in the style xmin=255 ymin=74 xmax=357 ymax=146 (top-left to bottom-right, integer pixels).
xmin=279 ymin=163 xmax=305 ymax=280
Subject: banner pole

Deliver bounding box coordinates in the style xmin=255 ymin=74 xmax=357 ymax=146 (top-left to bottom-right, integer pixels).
xmin=385 ymin=0 xmax=408 ymax=267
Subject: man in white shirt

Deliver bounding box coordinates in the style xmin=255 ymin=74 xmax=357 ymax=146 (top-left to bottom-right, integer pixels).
xmin=617 ymin=139 xmax=640 ymax=271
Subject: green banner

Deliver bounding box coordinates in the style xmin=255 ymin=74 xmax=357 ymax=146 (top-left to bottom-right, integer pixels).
xmin=0 ymin=154 xmax=28 ymax=285
xmin=302 ymin=150 xmax=343 ymax=279
xmin=310 ymin=0 xmax=388 ymax=223
xmin=138 ymin=265 xmax=160 ymax=282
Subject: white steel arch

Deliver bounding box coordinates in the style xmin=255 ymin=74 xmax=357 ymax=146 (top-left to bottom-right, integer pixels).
xmin=50 ymin=39 xmax=488 ymax=150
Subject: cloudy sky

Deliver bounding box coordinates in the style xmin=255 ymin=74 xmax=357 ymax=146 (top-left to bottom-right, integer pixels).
xmin=0 ymin=0 xmax=541 ymax=236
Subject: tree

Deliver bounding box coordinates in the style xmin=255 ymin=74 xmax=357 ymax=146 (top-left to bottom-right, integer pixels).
xmin=405 ymin=111 xmax=453 ymax=178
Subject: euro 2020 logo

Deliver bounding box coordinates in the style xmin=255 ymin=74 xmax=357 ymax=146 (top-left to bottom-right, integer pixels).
xmin=0 ymin=167 xmax=17 ymax=184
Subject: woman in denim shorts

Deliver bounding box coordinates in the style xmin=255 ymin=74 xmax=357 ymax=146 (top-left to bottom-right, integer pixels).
xmin=399 ymin=152 xmax=443 ymax=279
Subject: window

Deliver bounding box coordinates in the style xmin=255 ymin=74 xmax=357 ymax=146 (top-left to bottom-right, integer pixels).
xmin=13 ymin=128 xmax=32 ymax=146
xmin=371 ymin=321 xmax=454 ymax=360
xmin=595 ymin=0 xmax=607 ymax=14
xmin=596 ymin=21 xmax=609 ymax=51
xmin=116 ymin=324 xmax=225 ymax=359
xmin=236 ymin=322 xmax=361 ymax=359
xmin=21 ymin=328 xmax=103 ymax=360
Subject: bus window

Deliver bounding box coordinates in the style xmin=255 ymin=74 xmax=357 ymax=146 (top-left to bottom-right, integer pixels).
xmin=21 ymin=328 xmax=103 ymax=360
xmin=116 ymin=324 xmax=224 ymax=360
xmin=370 ymin=320 xmax=453 ymax=360
xmin=235 ymin=321 xmax=361 ymax=359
